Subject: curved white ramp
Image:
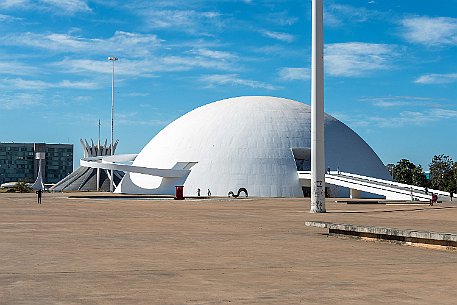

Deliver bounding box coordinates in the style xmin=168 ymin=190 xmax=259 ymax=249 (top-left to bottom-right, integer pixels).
xmin=298 ymin=171 xmax=453 ymax=202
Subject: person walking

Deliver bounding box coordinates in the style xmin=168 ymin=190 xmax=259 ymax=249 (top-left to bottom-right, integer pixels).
xmin=36 ymin=189 xmax=42 ymax=204
xmin=450 ymin=191 xmax=453 ymax=201
xmin=207 ymin=189 xmax=211 ymax=197
xmin=197 ymin=188 xmax=201 ymax=196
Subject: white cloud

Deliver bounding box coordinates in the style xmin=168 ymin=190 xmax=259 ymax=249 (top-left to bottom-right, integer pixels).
xmin=0 ymin=78 xmax=98 ymax=90
xmin=335 ymin=108 xmax=457 ymax=129
xmin=53 ymin=59 xmax=117 ymax=75
xmin=0 ymin=61 xmax=37 ymax=75
xmin=137 ymin=9 xmax=223 ymax=35
xmin=57 ymin=80 xmax=98 ymax=89
xmin=0 ymin=0 xmax=90 ymax=14
xmin=4 ymin=32 xmax=239 ymax=75
xmin=3 ymin=31 xmax=161 ymax=58
xmin=325 ymin=42 xmax=396 ymax=77
xmin=0 ymin=92 xmax=42 ymax=110
xmin=53 ymin=51 xmax=239 ymax=77
xmin=127 ymin=92 xmax=150 ymax=97
xmin=414 ymin=73 xmax=457 ymax=84
xmin=0 ymin=13 xmax=21 ymax=21
xmin=264 ymin=11 xmax=298 ymax=26
xmin=262 ymin=30 xmax=294 ymax=43
xmin=325 ymin=4 xmax=381 ymax=27
xmin=0 ymin=0 xmax=27 ymax=8
xmin=53 ymin=58 xmax=161 ymax=77
xmin=395 ymin=109 xmax=457 ymax=125
xmin=401 ymin=16 xmax=457 ymax=46
xmin=251 ymin=45 xmax=304 ymax=58
xmin=41 ymin=0 xmax=90 ymax=14
xmin=0 ymin=78 xmax=53 ymax=90
xmin=200 ymin=74 xmax=278 ymax=90
xmin=359 ymin=96 xmax=443 ymax=108
xmin=278 ymin=68 xmax=310 ymax=81
xmin=162 ymin=55 xmax=235 ymax=71
xmin=190 ymin=48 xmax=237 ymax=61
xmin=116 ymin=112 xmax=171 ymax=127
xmin=73 ymin=95 xmax=93 ymax=102
xmin=324 ymin=11 xmax=343 ymax=28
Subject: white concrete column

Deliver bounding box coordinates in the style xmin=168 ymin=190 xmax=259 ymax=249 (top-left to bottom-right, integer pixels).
xmin=350 ymin=188 xmax=361 ymax=199
xmin=310 ymin=0 xmax=326 ymax=213
xmin=31 ymin=152 xmax=45 ymax=190
xmin=96 ymin=168 xmax=100 ymax=192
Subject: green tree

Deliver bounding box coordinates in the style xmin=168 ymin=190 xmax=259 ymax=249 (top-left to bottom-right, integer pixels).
xmin=412 ymin=165 xmax=428 ymax=187
xmin=451 ymin=162 xmax=457 ymax=193
xmin=429 ymin=154 xmax=454 ymax=192
xmin=392 ymin=159 xmax=427 ymax=187
xmin=13 ymin=181 xmax=33 ymax=193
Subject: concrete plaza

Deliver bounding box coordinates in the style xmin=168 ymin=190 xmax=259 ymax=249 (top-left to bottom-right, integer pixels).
xmin=0 ymin=192 xmax=456 ymax=304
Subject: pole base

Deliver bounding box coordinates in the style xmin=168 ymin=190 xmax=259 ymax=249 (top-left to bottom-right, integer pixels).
xmin=310 ymin=206 xmax=326 ymax=213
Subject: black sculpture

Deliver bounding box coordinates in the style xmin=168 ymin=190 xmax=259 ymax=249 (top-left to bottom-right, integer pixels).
xmin=228 ymin=188 xmax=248 ymax=198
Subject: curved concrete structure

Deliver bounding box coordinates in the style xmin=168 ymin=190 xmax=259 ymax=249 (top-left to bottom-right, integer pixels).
xmin=81 ymin=155 xmax=195 ymax=178
xmin=51 ymin=139 xmax=124 ymax=192
xmin=116 ymin=96 xmax=391 ymax=197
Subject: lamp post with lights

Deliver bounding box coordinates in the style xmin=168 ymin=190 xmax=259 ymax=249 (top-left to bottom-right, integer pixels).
xmin=108 ymin=56 xmax=118 ymax=192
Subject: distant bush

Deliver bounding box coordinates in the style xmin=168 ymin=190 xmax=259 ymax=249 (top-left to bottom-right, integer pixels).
xmin=12 ymin=182 xmax=33 ymax=193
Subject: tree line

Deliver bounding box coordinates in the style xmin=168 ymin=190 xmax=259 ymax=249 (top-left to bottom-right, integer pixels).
xmin=391 ymin=154 xmax=457 ymax=193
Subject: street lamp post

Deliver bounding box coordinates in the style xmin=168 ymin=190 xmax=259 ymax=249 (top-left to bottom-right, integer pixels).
xmin=96 ymin=119 xmax=101 ymax=192
xmin=108 ymin=56 xmax=118 ymax=193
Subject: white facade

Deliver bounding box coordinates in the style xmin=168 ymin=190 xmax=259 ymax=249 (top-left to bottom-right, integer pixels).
xmin=116 ymin=96 xmax=391 ymax=197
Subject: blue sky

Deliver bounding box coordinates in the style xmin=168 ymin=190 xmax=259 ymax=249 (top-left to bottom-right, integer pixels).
xmin=0 ymin=0 xmax=456 ymax=171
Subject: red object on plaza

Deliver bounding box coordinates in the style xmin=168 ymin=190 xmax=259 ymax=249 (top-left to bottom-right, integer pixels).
xmin=175 ymin=186 xmax=184 ymax=200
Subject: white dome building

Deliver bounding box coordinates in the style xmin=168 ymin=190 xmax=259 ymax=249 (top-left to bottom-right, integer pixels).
xmin=116 ymin=96 xmax=391 ymax=197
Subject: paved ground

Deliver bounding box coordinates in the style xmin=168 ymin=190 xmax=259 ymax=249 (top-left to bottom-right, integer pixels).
xmin=0 ymin=192 xmax=456 ymax=305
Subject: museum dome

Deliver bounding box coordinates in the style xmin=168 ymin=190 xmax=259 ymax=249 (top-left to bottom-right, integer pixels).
xmin=116 ymin=96 xmax=391 ymax=197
